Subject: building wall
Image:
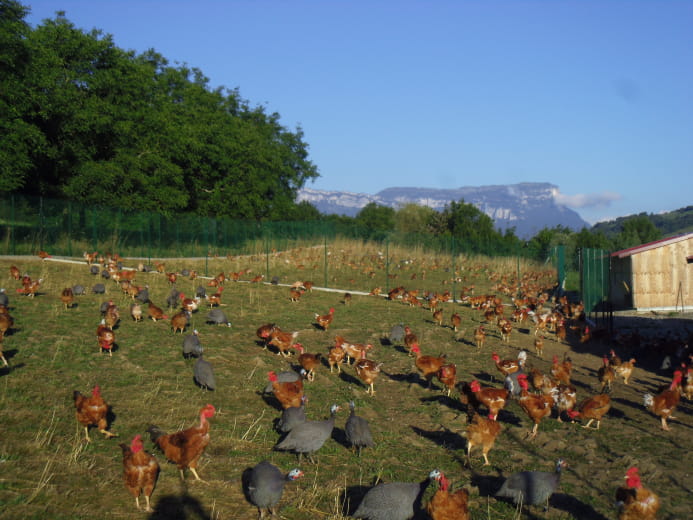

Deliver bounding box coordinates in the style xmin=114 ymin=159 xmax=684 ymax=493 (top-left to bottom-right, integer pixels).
xmin=630 ymin=238 xmax=692 ymax=310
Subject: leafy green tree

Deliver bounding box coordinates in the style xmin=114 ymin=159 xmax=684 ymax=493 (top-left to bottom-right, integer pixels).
xmin=526 ymin=225 xmax=573 ymax=262
xmin=286 ymin=200 xmax=322 ymax=221
xmin=394 ymin=203 xmax=437 ymax=235
xmin=355 ymin=202 xmax=395 ymax=240
xmin=440 ymin=199 xmax=500 ymax=253
xmin=0 ymin=0 xmax=44 ymax=192
xmin=4 ymin=4 xmax=319 ymax=219
xmin=573 ymin=227 xmax=610 ymax=250
xmin=613 ymin=215 xmax=661 ymax=250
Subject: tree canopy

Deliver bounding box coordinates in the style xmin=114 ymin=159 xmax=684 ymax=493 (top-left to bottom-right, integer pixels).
xmin=0 ymin=1 xmax=318 ymax=218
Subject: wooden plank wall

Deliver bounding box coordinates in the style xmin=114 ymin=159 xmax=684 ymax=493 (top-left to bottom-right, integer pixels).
xmin=631 ymin=238 xmax=692 ymax=309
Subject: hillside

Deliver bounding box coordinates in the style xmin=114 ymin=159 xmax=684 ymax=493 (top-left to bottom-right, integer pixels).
xmin=591 ymin=206 xmax=693 ymax=238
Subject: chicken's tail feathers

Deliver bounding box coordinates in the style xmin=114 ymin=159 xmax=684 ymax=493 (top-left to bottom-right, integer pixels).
xmin=146 ymin=424 xmax=167 ymax=443
xmin=642 ymin=393 xmax=654 ymax=408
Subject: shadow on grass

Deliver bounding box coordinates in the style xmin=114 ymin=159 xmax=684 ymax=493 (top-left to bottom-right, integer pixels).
xmin=411 ymin=425 xmax=466 ymax=451
xmin=148 ymin=493 xmax=211 ymax=520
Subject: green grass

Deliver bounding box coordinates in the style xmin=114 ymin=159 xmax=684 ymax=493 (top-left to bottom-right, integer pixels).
xmin=0 ymin=244 xmax=690 ymax=519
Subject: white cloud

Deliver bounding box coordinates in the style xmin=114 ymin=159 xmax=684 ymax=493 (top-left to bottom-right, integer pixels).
xmin=553 ymin=190 xmax=621 ymax=209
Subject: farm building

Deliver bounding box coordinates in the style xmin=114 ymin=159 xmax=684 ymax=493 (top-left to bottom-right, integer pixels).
xmin=610 ymin=232 xmax=693 ymax=311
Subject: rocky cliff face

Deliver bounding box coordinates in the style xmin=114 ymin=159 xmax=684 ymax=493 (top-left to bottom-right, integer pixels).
xmin=297 ymin=182 xmax=588 ymax=239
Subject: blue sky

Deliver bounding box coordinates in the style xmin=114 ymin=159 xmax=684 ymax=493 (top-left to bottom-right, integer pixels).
xmin=25 ymin=1 xmax=693 ymax=225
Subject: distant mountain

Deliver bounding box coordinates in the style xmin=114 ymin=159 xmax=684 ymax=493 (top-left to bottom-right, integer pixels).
xmin=297 ymin=182 xmax=589 ymax=239
xmin=590 ymin=206 xmax=693 ymax=238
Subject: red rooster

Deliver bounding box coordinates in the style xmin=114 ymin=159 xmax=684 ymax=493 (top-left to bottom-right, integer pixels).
xmin=643 ymin=370 xmax=683 ymax=431
xmin=468 ymin=380 xmax=508 ymax=420
xmin=517 ymin=373 xmax=557 ymax=440
xmin=314 ymin=307 xmax=335 ymax=330
xmin=411 ymin=345 xmax=447 ymax=390
xmin=268 ymin=328 xmax=299 ymax=357
xmin=147 ymin=404 xmax=215 ymax=481
xmin=427 ymin=469 xmax=470 ymax=520
xmin=73 ymin=385 xmax=118 ymax=442
xmin=268 ymin=371 xmax=304 ymax=409
xmin=464 ymin=413 xmax=502 ymax=467
xmin=97 ymin=320 xmax=115 ymax=356
xmin=295 ymin=344 xmax=321 ymax=381
xmin=615 ymin=467 xmax=660 ymax=520
xmin=491 ymin=351 xmax=526 ymax=379
xmin=355 ymin=351 xmax=382 ymax=396
xmin=256 ymin=323 xmax=275 ymax=349
xmin=436 ymin=363 xmax=457 ymax=397
xmin=567 ymin=393 xmax=611 ymax=430
xmin=119 ymin=434 xmax=159 ymax=512
xmin=550 ymin=354 xmax=572 ymax=385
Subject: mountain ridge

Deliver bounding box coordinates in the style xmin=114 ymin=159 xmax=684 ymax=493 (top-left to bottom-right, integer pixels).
xmin=297 ymin=182 xmax=589 ymax=239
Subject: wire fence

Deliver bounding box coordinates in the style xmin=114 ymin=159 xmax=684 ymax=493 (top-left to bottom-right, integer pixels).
xmin=3 ymin=194 xmax=610 ymax=306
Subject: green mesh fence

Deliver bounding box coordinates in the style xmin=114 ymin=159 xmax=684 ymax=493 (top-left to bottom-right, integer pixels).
xmin=580 ymin=248 xmax=611 ymax=316
xmin=0 ymin=194 xmax=338 ymax=259
xmin=1 ymin=194 xmax=554 ymax=294
xmin=550 ymin=245 xmax=566 ymax=292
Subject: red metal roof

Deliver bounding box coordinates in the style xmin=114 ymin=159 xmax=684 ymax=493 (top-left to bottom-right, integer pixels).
xmin=611 ymin=232 xmax=693 ymax=259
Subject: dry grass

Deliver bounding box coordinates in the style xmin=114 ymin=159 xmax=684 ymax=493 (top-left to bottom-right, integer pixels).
xmin=0 ymin=244 xmax=691 ymax=519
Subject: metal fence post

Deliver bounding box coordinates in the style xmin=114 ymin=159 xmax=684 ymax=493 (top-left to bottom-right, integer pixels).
xmin=385 ymin=238 xmax=390 ymax=294
xmin=39 ymin=196 xmax=44 ymax=253
xmin=451 ymin=236 xmax=457 ymax=303
xmin=323 ymin=234 xmax=328 ymax=288
xmin=67 ymin=201 xmax=72 ymax=257
xmin=10 ymin=194 xmax=15 ymax=255
xmin=265 ymin=228 xmax=270 ymax=282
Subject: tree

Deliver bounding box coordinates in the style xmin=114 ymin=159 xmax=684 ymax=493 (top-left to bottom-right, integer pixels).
xmin=286 ymin=200 xmax=322 ymax=221
xmin=4 ymin=4 xmax=320 ymax=219
xmin=355 ymin=203 xmax=395 ymax=240
xmin=613 ymin=215 xmax=661 ymax=250
xmin=394 ymin=203 xmax=438 ymax=235
xmin=440 ymin=199 xmax=500 ymax=253
xmin=0 ymin=0 xmax=43 ymax=192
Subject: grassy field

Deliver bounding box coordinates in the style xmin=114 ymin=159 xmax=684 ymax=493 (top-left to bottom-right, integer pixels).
xmin=0 ymin=242 xmax=690 ymax=519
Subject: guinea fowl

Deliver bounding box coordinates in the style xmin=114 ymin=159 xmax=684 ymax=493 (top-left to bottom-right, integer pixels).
xmin=389 ymin=323 xmax=405 ymax=345
xmin=194 ymin=355 xmax=216 ymax=390
xmin=0 ymin=288 xmax=8 ymax=307
xmin=352 ymin=471 xmax=434 ymax=520
xmin=183 ymin=329 xmax=203 ymax=358
xmin=246 ymin=461 xmax=304 ymax=519
xmin=135 ymin=286 xmax=149 ymax=303
xmin=206 ymin=308 xmax=231 ymax=327
xmin=277 ymin=395 xmax=307 ymax=433
xmin=345 ymin=401 xmax=374 ymax=456
xmin=166 ymin=287 xmax=182 ymax=309
xmin=274 ymin=404 xmax=339 ymax=464
xmin=503 ymin=364 xmax=527 ymax=399
xmin=495 ymin=458 xmax=567 ymax=512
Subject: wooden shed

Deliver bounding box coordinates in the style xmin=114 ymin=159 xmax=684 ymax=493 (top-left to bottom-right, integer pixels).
xmin=610 ymin=232 xmax=693 ymax=311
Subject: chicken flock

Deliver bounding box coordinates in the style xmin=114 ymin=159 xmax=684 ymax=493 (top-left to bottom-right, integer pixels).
xmin=2 ymin=251 xmax=691 ymax=520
